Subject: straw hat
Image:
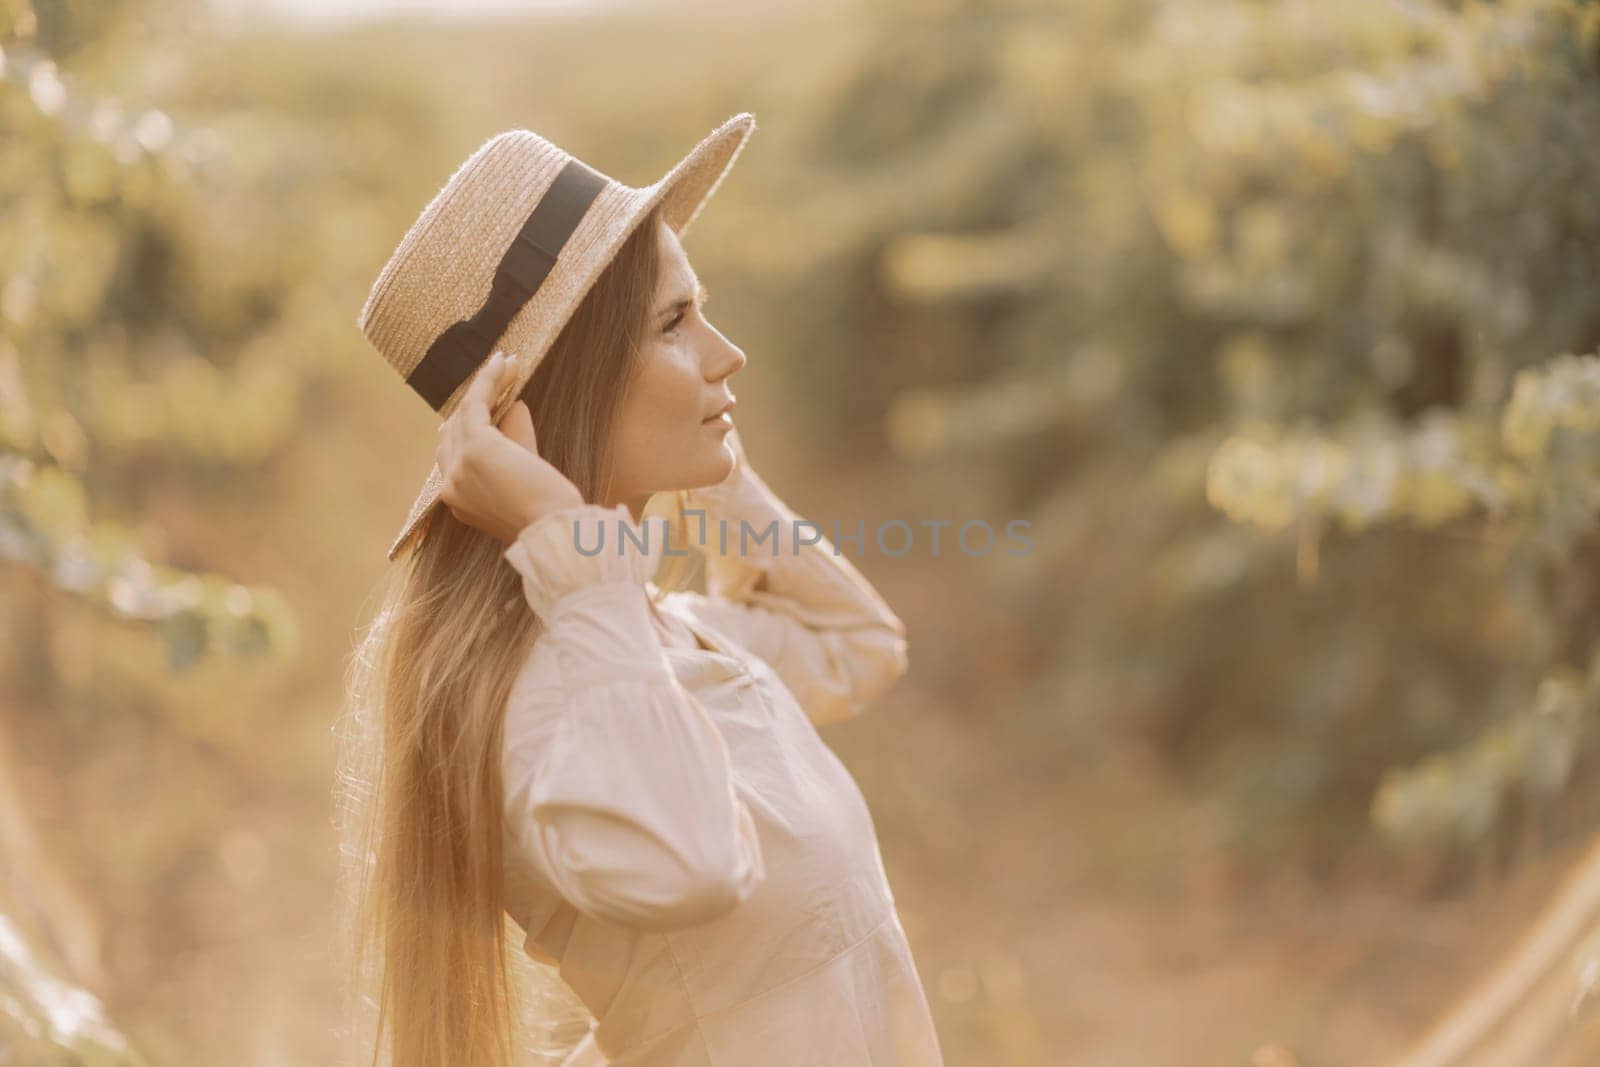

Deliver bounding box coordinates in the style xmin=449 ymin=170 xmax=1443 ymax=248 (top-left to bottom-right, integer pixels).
xmin=357 ymin=111 xmax=758 ymax=562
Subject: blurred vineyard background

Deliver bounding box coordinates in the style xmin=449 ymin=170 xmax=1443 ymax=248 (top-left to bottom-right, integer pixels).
xmin=5 ymin=0 xmax=1600 ymax=1063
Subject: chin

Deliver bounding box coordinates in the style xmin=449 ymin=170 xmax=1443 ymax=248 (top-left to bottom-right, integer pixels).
xmin=688 ymin=437 xmax=736 ymax=490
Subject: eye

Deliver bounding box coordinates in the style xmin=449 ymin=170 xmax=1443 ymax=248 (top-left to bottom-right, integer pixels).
xmin=662 ymin=287 xmax=707 ymax=336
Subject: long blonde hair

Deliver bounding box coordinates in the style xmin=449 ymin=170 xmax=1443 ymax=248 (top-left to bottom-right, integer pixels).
xmin=334 ymin=205 xmax=697 ymax=1067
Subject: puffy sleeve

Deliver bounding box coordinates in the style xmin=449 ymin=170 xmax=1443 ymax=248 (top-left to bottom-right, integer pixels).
xmin=499 ymin=502 xmax=766 ymax=932
xmin=675 ymin=429 xmax=911 ymax=728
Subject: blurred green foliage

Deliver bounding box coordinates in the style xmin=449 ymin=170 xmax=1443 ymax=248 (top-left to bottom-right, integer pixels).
xmin=0 ymin=0 xmax=314 ymax=1057
xmin=763 ymin=0 xmax=1600 ymax=875
xmin=0 ymin=11 xmax=300 ymax=673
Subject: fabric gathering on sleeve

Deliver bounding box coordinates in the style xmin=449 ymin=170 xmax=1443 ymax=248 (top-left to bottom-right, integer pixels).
xmin=676 ymin=446 xmax=911 ymax=728
xmin=499 ymin=501 xmax=767 ymax=932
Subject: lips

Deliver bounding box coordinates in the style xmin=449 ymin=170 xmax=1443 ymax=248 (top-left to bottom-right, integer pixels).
xmin=703 ymin=396 xmax=737 ymax=422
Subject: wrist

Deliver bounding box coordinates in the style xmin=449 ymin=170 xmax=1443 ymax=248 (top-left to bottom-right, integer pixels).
xmin=503 ymin=503 xmax=668 ymax=617
xmin=508 ymin=488 xmax=587 ymax=541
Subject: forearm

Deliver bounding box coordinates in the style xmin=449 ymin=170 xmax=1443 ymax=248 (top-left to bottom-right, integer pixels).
xmin=500 ymin=502 xmax=767 ymax=929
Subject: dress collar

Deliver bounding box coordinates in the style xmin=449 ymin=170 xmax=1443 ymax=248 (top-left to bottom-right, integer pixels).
xmin=646 ymin=581 xmax=739 ymax=658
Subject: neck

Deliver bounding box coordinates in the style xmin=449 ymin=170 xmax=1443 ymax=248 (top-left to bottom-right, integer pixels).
xmin=597 ymin=484 xmax=654 ymax=524
xmin=616 ymin=493 xmax=650 ymax=525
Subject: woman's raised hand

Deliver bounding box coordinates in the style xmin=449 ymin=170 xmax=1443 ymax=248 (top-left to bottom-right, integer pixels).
xmin=436 ymin=350 xmax=586 ymax=545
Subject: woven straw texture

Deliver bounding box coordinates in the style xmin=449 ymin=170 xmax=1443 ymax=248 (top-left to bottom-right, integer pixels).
xmin=356 ymin=112 xmax=757 ymax=561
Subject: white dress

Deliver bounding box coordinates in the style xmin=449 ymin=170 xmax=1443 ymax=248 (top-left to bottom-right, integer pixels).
xmin=498 ymin=448 xmax=945 ymax=1067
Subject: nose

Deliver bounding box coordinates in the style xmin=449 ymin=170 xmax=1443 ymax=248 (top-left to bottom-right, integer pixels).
xmin=704 ymin=329 xmax=746 ymax=383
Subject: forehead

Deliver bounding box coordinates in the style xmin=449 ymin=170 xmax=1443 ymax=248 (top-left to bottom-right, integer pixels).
xmin=655 ymin=219 xmax=693 ymax=286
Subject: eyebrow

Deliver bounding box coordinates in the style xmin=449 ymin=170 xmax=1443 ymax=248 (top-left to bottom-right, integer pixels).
xmin=657 ymin=279 xmax=710 ymax=321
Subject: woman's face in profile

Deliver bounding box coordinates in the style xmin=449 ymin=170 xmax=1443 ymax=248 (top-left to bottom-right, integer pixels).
xmin=608 ymin=218 xmax=747 ymax=502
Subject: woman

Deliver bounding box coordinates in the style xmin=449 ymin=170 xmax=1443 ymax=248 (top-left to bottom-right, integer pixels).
xmin=336 ymin=113 xmax=943 ymax=1066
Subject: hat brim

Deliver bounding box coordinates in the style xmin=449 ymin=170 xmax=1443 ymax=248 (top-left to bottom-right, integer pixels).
xmin=384 ymin=111 xmax=757 ymax=563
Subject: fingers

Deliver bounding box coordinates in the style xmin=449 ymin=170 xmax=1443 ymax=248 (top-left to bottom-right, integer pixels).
xmin=463 ymin=350 xmax=510 ymax=423
xmin=498 ymin=398 xmax=537 ymax=452
xmin=440 ymin=350 xmax=515 ymax=451
xmin=440 ymin=352 xmax=528 ymax=505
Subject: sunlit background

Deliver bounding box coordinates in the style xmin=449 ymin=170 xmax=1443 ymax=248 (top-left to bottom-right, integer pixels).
xmin=6 ymin=0 xmax=1600 ymax=1064
xmin=211 ymin=0 xmax=645 ymax=28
